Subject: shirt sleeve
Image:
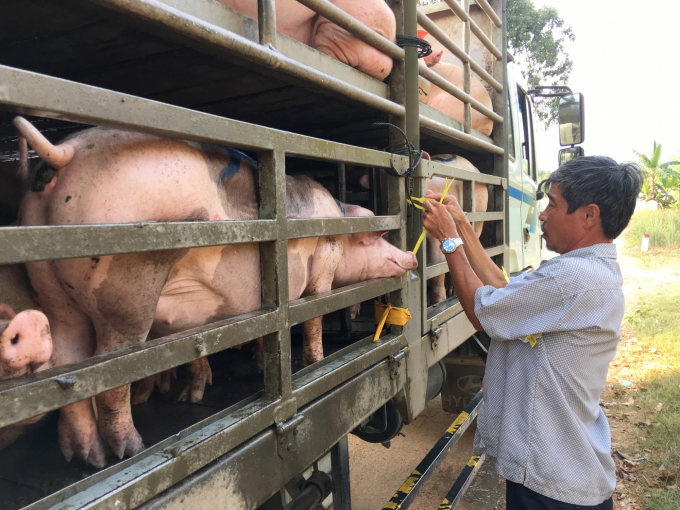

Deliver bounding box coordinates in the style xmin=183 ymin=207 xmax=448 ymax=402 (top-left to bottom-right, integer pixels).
xmin=474 ymin=269 xmax=566 ymax=342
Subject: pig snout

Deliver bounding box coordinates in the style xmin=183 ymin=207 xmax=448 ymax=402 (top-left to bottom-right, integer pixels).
xmin=0 ymin=310 xmax=53 ymax=377
xmin=398 ymin=251 xmax=418 ymax=271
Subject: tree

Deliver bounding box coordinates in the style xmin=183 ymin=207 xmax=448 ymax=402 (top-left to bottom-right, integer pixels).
xmin=635 ymin=142 xmax=680 ymax=202
xmin=418 ymin=0 xmax=574 ymax=129
xmin=507 ymin=0 xmax=574 ymax=128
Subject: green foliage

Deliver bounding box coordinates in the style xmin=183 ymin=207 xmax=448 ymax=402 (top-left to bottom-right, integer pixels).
xmin=635 ymin=141 xmax=680 ymax=203
xmin=536 ymin=168 xmax=551 ymax=183
xmin=418 ymin=0 xmax=574 ymax=129
xmin=625 ymin=210 xmax=680 ymax=248
xmin=507 ymin=0 xmax=574 ymax=128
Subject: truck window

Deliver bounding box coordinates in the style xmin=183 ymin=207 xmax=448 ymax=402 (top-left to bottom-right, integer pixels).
xmin=517 ymin=87 xmax=535 ymax=180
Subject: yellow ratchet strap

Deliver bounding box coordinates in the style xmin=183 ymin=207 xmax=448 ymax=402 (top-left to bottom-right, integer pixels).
xmin=373 ymin=301 xmax=411 ymax=342
xmin=411 ymin=178 xmax=455 ymax=257
xmin=501 ymin=266 xmax=510 ymax=283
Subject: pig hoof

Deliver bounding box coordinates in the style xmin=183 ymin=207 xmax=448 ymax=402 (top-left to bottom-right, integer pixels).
xmin=131 ymin=375 xmax=157 ymax=405
xmin=59 ymin=418 xmax=107 ymax=468
xmin=301 ymin=351 xmax=323 ymax=368
xmin=177 ymin=358 xmax=213 ymax=403
xmin=100 ymin=425 xmax=144 ymax=460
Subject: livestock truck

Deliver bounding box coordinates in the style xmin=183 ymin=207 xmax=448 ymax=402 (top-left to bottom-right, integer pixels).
xmin=0 ymin=0 xmax=584 ymax=509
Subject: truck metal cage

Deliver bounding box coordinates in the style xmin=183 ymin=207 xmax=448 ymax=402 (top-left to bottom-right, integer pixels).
xmin=0 ymin=0 xmax=507 ymax=508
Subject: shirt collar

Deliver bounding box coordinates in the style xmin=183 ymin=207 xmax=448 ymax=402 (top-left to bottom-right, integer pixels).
xmin=559 ymin=242 xmax=617 ymax=260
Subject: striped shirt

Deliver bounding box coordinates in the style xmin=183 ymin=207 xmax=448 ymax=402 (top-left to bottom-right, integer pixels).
xmin=473 ymin=243 xmax=623 ymax=505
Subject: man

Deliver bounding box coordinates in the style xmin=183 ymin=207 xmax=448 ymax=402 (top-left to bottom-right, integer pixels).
xmin=421 ymin=156 xmax=643 ymax=509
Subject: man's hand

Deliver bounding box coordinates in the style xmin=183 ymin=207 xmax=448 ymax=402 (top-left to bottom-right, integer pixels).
xmin=422 ymin=198 xmax=459 ymax=242
xmin=425 ymin=190 xmax=467 ymax=223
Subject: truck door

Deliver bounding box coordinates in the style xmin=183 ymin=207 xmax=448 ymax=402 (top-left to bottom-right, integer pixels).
xmin=516 ymin=87 xmax=541 ymax=269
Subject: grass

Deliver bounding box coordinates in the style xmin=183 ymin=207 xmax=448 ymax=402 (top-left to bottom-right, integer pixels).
xmin=602 ymin=273 xmax=680 ymax=509
xmin=625 ymin=209 xmax=680 ymax=248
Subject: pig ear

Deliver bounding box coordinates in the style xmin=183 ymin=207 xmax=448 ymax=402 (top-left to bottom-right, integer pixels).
xmin=422 ymin=151 xmax=431 ymax=161
xmin=0 ymin=304 xmax=16 ymax=320
xmin=13 ymin=116 xmax=75 ymax=170
xmin=433 ymin=50 xmax=443 ymax=64
xmin=350 ymin=231 xmax=388 ymax=245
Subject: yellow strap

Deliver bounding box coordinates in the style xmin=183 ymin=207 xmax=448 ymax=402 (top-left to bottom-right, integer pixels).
xmin=501 ymin=266 xmax=510 ymax=283
xmin=410 ymin=178 xmax=456 ymax=260
xmin=373 ymin=301 xmax=412 ymax=342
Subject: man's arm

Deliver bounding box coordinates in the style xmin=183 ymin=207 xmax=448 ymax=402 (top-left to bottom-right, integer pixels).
xmin=426 ymin=191 xmax=507 ymax=289
xmin=421 ymin=199 xmax=483 ymax=330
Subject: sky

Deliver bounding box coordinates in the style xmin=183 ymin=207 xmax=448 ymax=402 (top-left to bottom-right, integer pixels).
xmin=528 ymin=0 xmax=680 ymax=173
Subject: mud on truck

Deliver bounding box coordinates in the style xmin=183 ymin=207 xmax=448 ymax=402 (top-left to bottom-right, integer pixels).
xmin=0 ymin=0 xmax=584 ymax=509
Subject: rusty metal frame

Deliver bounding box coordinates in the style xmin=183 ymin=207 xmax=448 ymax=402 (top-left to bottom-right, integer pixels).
xmin=0 ymin=0 xmax=512 ymax=507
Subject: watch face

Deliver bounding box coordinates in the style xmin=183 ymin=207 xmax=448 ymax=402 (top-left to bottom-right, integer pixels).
xmin=442 ymin=239 xmax=455 ymax=252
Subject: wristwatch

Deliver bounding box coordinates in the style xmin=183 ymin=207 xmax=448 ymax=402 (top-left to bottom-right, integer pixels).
xmin=440 ymin=237 xmax=463 ymax=254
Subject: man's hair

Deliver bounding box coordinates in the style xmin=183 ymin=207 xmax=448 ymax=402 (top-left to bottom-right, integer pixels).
xmin=544 ymin=156 xmax=644 ymax=239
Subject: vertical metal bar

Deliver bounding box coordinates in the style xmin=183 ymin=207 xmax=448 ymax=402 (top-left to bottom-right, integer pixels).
xmin=258 ymin=0 xmax=277 ymax=47
xmin=259 ymin=150 xmax=295 ymax=421
xmin=491 ymin=0 xmax=508 ymax=271
xmin=331 ymin=435 xmax=352 ymax=510
xmin=462 ymin=0 xmax=472 ymax=135
xmin=337 ymin=163 xmax=347 ymax=203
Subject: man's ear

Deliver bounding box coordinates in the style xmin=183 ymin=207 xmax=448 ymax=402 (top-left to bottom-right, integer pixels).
xmin=350 ymin=231 xmax=388 ymax=245
xmin=583 ymin=203 xmax=601 ymax=230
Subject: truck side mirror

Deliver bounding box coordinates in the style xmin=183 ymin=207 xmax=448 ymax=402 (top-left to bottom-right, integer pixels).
xmin=558 ymin=146 xmax=585 ymax=166
xmin=558 ymin=93 xmax=585 ymax=146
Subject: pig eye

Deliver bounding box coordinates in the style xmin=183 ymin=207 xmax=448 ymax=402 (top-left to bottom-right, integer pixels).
xmin=11 ymin=335 xmax=18 ymax=345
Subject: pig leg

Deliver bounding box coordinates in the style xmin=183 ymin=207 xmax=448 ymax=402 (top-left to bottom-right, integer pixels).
xmin=24 ymin=261 xmax=106 ymax=466
xmin=299 ymin=237 xmax=343 ymax=366
xmin=46 ymin=250 xmax=185 ymax=461
xmin=131 ymin=367 xmax=177 ymax=405
xmin=177 ymin=357 xmax=213 ymax=403
xmin=426 ymin=235 xmax=447 ymax=306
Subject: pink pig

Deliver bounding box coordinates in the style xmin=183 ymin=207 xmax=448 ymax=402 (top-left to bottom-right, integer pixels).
xmin=0 ymin=303 xmax=53 ymax=449
xmin=219 ymin=0 xmax=397 ymax=79
xmin=13 ymin=116 xmax=416 ymax=468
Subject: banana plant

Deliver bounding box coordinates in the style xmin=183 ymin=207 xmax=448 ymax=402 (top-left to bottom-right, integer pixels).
xmin=635 ymin=141 xmax=680 ymax=201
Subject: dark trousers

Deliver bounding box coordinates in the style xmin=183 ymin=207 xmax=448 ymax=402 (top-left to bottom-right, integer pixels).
xmin=506 ymin=480 xmax=613 ymax=510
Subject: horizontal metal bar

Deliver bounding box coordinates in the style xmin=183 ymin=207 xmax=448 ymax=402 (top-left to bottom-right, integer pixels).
xmin=426 ymin=261 xmax=450 ymax=280
xmin=0 ymin=310 xmax=278 ymax=428
xmin=428 ymin=299 xmax=464 ymax=330
xmin=425 ymin=245 xmax=504 ymax=280
xmin=439 ymin=454 xmax=486 ymax=510
xmin=419 ymin=160 xmax=505 ymax=185
xmin=138 ymin=357 xmax=404 ymax=510
xmin=289 ymin=277 xmax=402 ymax=325
xmin=90 ymin=0 xmax=404 ymax=116
xmin=483 ymin=245 xmax=504 ymax=257
xmin=287 ymin=215 xmax=401 ymax=239
xmin=417 ymin=10 xmax=502 ymax=92
xmin=0 ymin=65 xmax=404 ymax=168
xmin=295 ymin=0 xmax=404 ymax=60
xmin=154 ymin=0 xmax=389 ymax=97
xmin=474 ymin=0 xmax=502 ymax=28
xmin=465 ymin=211 xmax=503 ymax=222
xmin=420 ymin=114 xmax=504 ymax=155
xmin=42 ymin=395 xmax=279 ymax=510
xmin=418 ymin=63 xmax=502 ymax=124
xmin=382 ymin=391 xmax=482 ymax=510
xmin=442 ymin=0 xmax=502 ymax=60
xmin=293 ymin=337 xmax=405 ymax=406
xmin=26 ymin=391 xmax=264 ymax=510
xmin=0 ymin=220 xmax=276 ymax=264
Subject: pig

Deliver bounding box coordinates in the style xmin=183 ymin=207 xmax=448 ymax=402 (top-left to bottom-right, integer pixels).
xmin=419 ymin=47 xmax=494 ymax=137
xmin=0 ymin=299 xmax=53 ymax=449
xmin=219 ymin=0 xmax=397 ymax=79
xmin=423 ymin=153 xmax=488 ymax=305
xmin=13 ymin=116 xmax=417 ymax=468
